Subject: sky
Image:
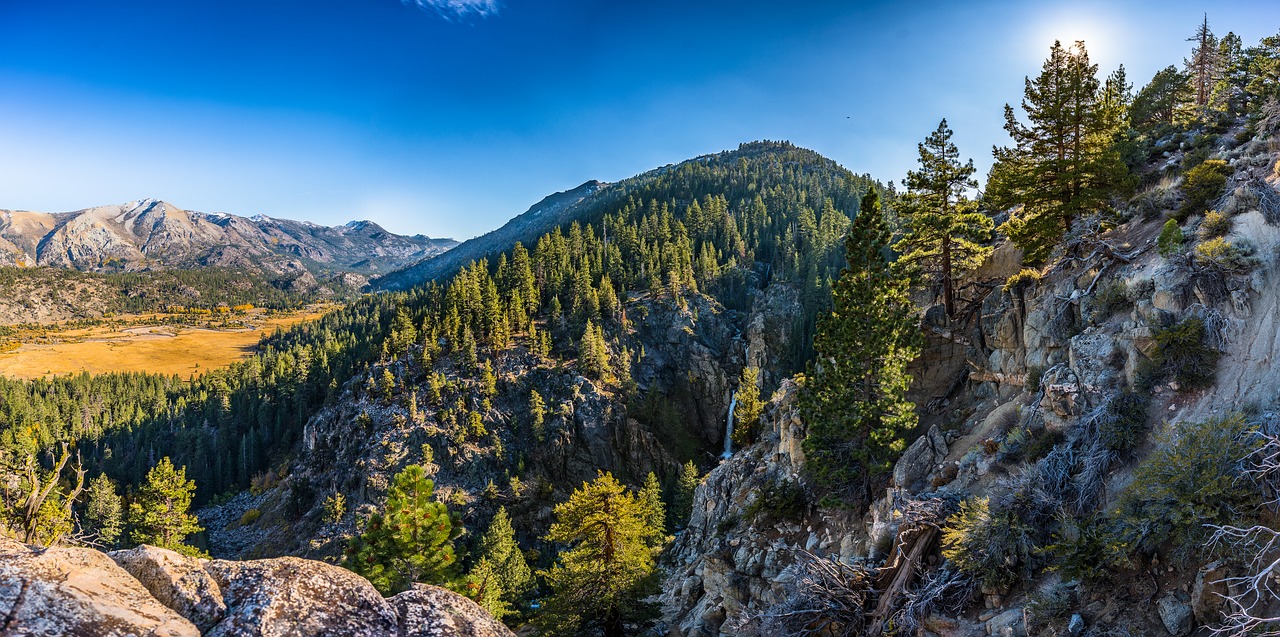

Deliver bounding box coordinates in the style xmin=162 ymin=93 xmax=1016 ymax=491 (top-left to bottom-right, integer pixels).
xmin=0 ymin=1 xmax=1276 ymax=240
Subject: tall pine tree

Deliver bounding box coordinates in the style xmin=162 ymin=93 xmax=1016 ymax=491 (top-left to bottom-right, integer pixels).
xmin=800 ymin=189 xmax=920 ymax=505
xmin=83 ymin=473 xmax=124 ymax=548
xmin=128 ymin=457 xmax=203 ymax=556
xmin=987 ymin=40 xmax=1127 ymax=264
xmin=465 ymin=506 xmax=533 ymax=620
xmin=893 ymin=119 xmax=993 ymax=317
xmin=345 ymin=464 xmax=459 ymax=594
xmin=538 ymin=472 xmax=663 ymax=637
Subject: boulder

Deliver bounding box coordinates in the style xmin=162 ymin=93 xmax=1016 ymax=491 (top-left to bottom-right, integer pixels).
xmin=204 ymin=556 xmax=400 ymax=636
xmin=0 ymin=536 xmax=200 ymax=637
xmin=893 ymin=424 xmax=948 ymax=489
xmin=1068 ymin=613 xmax=1085 ymax=636
xmin=1157 ymin=594 xmax=1193 ymax=636
xmin=1191 ymin=560 xmax=1228 ymax=625
xmin=985 ymin=607 xmax=1025 ymax=636
xmin=390 ymin=584 xmax=517 ymax=637
xmin=110 ymin=544 xmax=226 ymax=631
xmin=1068 ymin=331 xmax=1121 ymax=396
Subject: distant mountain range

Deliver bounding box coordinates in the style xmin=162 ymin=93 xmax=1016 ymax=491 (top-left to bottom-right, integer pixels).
xmin=0 ymin=199 xmax=456 ymax=277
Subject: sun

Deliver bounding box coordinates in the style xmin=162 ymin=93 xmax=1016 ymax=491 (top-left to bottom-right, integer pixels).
xmin=1030 ymin=10 xmax=1120 ymax=67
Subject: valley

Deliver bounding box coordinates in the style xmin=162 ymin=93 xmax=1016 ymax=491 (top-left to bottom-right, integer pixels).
xmin=0 ymin=306 xmax=332 ymax=379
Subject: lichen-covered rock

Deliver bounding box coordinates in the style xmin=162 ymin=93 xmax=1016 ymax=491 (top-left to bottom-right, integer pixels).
xmin=110 ymin=544 xmax=227 ymax=631
xmin=0 ymin=536 xmax=200 ymax=637
xmin=893 ymin=424 xmax=948 ymax=490
xmin=390 ymin=584 xmax=516 ymax=637
xmin=1157 ymin=594 xmax=1193 ymax=637
xmin=204 ymin=555 xmax=399 ymax=636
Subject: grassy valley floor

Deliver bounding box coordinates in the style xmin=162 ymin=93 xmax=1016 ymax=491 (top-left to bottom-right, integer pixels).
xmin=0 ymin=307 xmax=330 ymax=379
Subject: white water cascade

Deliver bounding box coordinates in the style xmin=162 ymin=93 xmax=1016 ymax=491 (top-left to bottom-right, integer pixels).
xmin=722 ymin=395 xmax=738 ymax=459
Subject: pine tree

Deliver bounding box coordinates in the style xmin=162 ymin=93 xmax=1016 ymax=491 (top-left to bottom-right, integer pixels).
xmin=463 ymin=557 xmax=510 ymax=620
xmin=128 ymin=457 xmax=203 ymax=556
xmin=579 ymin=319 xmax=609 ymax=380
xmin=800 ymin=189 xmax=920 ymax=505
xmin=673 ymin=461 xmax=700 ymax=527
xmin=1211 ymin=32 xmax=1248 ymax=116
xmin=84 ymin=473 xmax=123 ymax=547
xmin=379 ymin=368 xmax=396 ymax=401
xmin=529 ymin=390 xmax=547 ymax=442
xmin=1185 ymin=15 xmax=1219 ymax=115
xmin=345 ymin=464 xmax=458 ymax=595
xmin=480 ymin=359 xmax=498 ymax=398
xmin=893 ymin=119 xmax=993 ymax=317
xmin=731 ymin=366 xmax=764 ymax=448
xmin=987 ymin=40 xmax=1126 ymax=264
xmin=387 ymin=306 xmax=418 ymax=359
xmin=639 ymin=472 xmax=667 ymax=546
xmin=1131 ymin=66 xmax=1192 ymax=131
xmin=468 ymin=506 xmax=533 ymax=616
xmin=538 ymin=472 xmax=662 ymax=637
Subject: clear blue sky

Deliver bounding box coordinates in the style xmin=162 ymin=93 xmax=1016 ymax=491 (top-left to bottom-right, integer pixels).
xmin=0 ymin=1 xmax=1274 ymax=239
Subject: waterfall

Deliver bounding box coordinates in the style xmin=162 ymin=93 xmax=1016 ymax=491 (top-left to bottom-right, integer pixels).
xmin=722 ymin=395 xmax=738 ymax=459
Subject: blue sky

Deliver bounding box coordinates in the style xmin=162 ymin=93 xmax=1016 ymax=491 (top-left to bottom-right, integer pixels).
xmin=0 ymin=1 xmax=1275 ymax=239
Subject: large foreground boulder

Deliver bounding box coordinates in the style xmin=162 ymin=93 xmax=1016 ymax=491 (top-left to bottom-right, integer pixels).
xmin=391 ymin=584 xmax=516 ymax=637
xmin=111 ymin=544 xmax=227 ymax=632
xmin=0 ymin=536 xmax=200 ymax=637
xmin=0 ymin=537 xmax=515 ymax=636
xmin=204 ymin=556 xmax=400 ymax=636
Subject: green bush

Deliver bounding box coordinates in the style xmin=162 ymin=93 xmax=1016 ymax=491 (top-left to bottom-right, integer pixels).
xmin=1193 ymin=237 xmax=1256 ymax=272
xmin=239 ymin=508 xmax=261 ymax=526
xmin=1091 ymin=280 xmax=1130 ymax=319
xmin=1199 ymin=210 xmax=1232 ymax=238
xmin=1045 ymin=512 xmax=1129 ymax=583
xmin=1026 ymin=366 xmax=1046 ymax=394
xmin=1022 ymin=428 xmax=1066 ymax=462
xmin=1003 ymin=268 xmax=1043 ymax=294
xmin=1113 ymin=414 xmax=1261 ymax=559
xmin=1157 ymin=219 xmax=1184 ymax=257
xmin=1097 ymin=390 xmax=1150 ymax=455
xmin=941 ymin=496 xmax=1038 ymax=591
xmin=1130 ymin=183 xmax=1179 ymax=219
xmin=1178 ymin=159 xmax=1231 ymax=220
xmin=745 ymin=479 xmax=809 ymax=522
xmin=1152 ymin=317 xmax=1220 ymax=390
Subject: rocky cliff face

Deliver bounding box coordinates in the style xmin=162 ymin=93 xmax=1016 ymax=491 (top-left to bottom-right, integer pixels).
xmin=661 ymin=124 xmax=1280 ymax=635
xmin=0 ymin=538 xmax=512 ymax=637
xmin=0 ymin=199 xmax=455 ymax=275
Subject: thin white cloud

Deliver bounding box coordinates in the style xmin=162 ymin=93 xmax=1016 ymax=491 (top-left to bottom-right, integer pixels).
xmin=401 ymin=0 xmax=500 ymax=20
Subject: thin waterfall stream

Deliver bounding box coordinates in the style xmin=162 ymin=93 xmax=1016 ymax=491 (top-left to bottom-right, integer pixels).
xmin=722 ymin=395 xmax=737 ymax=459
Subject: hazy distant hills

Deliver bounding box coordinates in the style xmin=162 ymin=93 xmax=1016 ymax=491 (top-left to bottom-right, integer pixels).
xmin=0 ymin=199 xmax=456 ymax=277
xmin=373 ymin=180 xmax=605 ymax=290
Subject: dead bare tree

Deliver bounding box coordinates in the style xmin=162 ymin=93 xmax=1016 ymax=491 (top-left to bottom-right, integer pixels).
xmin=1204 ymin=431 xmax=1280 ymax=635
xmin=890 ymin=565 xmax=976 ymax=635
xmin=16 ymin=442 xmax=86 ymax=545
xmin=756 ymin=550 xmax=874 ymax=637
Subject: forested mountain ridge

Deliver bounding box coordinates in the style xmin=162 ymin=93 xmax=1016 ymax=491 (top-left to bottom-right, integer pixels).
xmin=376 ymin=141 xmax=872 ymax=292
xmin=374 ymin=180 xmax=605 ymax=290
